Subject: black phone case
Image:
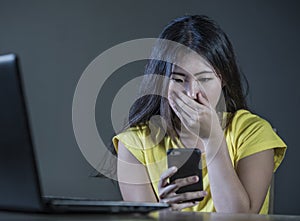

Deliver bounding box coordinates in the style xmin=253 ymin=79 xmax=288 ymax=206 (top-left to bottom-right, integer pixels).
xmin=167 ymin=148 xmax=204 ymax=202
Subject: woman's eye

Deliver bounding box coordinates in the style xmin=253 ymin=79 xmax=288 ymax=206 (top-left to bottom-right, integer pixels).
xmin=198 ymin=78 xmax=212 ymax=82
xmin=171 ymin=78 xmax=184 ymax=83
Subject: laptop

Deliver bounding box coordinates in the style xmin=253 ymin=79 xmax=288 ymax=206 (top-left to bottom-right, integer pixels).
xmin=0 ymin=53 xmax=169 ymax=213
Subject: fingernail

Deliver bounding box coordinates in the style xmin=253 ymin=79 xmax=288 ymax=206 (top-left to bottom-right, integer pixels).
xmin=193 ymin=176 xmax=199 ymax=182
xmin=172 ymin=166 xmax=177 ymax=172
xmin=203 ymin=191 xmax=208 ymax=196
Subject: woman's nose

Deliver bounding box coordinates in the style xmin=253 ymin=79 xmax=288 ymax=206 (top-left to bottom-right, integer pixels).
xmin=185 ymin=80 xmax=199 ymax=99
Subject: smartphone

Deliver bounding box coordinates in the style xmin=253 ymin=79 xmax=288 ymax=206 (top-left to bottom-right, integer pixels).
xmin=167 ymin=148 xmax=204 ymax=202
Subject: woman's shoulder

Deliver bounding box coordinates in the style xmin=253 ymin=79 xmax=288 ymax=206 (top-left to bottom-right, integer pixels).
xmin=113 ymin=122 xmax=168 ymax=150
xmin=117 ymin=123 xmax=152 ymax=138
xmin=226 ymin=110 xmax=287 ymax=172
xmin=225 ymin=109 xmax=278 ymax=145
xmin=232 ymin=109 xmax=262 ymax=121
xmin=113 ymin=124 xmax=149 ymax=146
xmin=229 ymin=109 xmax=271 ymax=131
xmin=226 ymin=108 xmax=286 ymax=149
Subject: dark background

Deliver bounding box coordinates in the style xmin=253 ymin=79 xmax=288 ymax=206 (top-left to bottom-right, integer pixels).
xmin=0 ymin=0 xmax=299 ymax=215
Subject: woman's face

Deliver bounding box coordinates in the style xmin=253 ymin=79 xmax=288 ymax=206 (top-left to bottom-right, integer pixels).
xmin=168 ymin=54 xmax=222 ymax=110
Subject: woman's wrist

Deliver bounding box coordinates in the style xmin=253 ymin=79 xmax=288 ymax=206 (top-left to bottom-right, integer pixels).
xmin=203 ymin=133 xmax=227 ymax=160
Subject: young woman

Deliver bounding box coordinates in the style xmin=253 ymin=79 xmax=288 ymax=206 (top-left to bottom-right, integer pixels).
xmin=112 ymin=15 xmax=286 ymax=214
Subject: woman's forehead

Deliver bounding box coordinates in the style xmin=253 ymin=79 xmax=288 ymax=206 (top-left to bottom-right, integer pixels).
xmin=172 ymin=55 xmax=215 ymax=75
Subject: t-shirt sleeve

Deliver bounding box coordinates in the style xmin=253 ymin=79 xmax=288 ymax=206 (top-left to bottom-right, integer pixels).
xmin=233 ymin=110 xmax=287 ymax=172
xmin=112 ymin=128 xmax=146 ymax=165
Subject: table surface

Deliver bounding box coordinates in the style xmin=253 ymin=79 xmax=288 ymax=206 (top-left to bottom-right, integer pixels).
xmin=0 ymin=210 xmax=300 ymax=221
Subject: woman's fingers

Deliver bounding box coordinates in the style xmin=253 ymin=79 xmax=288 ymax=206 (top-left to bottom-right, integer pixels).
xmin=158 ymin=169 xmax=201 ymax=202
xmin=160 ymin=175 xmax=199 ymax=199
xmin=171 ymin=100 xmax=202 ymax=137
xmin=172 ymin=91 xmax=198 ymax=113
xmin=171 ymin=202 xmax=197 ymax=211
xmin=158 ymin=166 xmax=178 ymax=188
xmin=161 ymin=190 xmax=207 ymax=204
xmin=170 ymin=96 xmax=194 ymax=125
xmin=158 ymin=167 xmax=208 ymax=211
xmin=173 ymin=90 xmax=210 ymax=109
xmin=197 ymin=92 xmax=211 ymax=107
xmin=171 ymin=175 xmax=199 ymax=189
xmin=171 ymin=91 xmax=209 ymax=125
xmin=170 ymin=90 xmax=219 ymax=139
xmin=158 ymin=183 xmax=177 ymax=199
xmin=158 ymin=169 xmax=197 ymax=195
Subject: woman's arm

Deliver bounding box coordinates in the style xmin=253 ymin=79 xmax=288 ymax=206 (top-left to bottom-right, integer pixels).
xmin=170 ymin=90 xmax=275 ymax=213
xmin=117 ymin=140 xmax=158 ymax=202
xmin=206 ymin=138 xmax=274 ymax=213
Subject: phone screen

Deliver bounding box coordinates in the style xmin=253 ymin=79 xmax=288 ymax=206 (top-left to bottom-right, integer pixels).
xmin=167 ymin=148 xmax=204 ymax=202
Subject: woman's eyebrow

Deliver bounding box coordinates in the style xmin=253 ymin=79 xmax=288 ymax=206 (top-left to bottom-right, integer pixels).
xmin=171 ymin=71 xmax=185 ymax=77
xmin=194 ymin=71 xmax=214 ymax=76
xmin=171 ymin=71 xmax=213 ymax=77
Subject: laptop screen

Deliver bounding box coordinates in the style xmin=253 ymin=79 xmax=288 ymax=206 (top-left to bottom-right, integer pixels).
xmin=0 ymin=54 xmax=44 ymax=211
xmin=0 ymin=54 xmax=170 ymax=214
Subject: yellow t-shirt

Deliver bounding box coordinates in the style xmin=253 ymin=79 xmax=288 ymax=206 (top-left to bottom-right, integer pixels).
xmin=112 ymin=109 xmax=287 ymax=214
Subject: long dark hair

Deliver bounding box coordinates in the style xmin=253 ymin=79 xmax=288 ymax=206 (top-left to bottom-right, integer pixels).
xmin=128 ymin=15 xmax=248 ymax=140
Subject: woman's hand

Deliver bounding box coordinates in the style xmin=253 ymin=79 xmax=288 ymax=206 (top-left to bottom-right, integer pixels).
xmin=158 ymin=167 xmax=207 ymax=211
xmin=169 ymin=90 xmax=223 ymax=143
